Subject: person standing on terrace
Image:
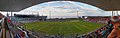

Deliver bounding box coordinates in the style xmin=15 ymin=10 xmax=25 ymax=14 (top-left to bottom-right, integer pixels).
xmin=0 ymin=13 xmax=4 ymax=38
xmin=108 ymin=16 xmax=120 ymax=38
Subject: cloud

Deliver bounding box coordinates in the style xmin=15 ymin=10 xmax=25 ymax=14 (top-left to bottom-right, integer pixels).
xmin=19 ymin=1 xmax=111 ymax=18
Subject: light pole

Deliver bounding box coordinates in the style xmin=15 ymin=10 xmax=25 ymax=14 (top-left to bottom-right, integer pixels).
xmin=76 ymin=11 xmax=79 ymax=20
xmin=77 ymin=11 xmax=78 ymax=18
xmin=49 ymin=11 xmax=51 ymax=19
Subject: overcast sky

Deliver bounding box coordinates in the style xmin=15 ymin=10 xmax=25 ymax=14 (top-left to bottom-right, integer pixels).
xmin=1 ymin=1 xmax=118 ymax=18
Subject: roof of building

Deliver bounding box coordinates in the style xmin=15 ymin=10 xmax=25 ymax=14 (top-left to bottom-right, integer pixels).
xmin=0 ymin=0 xmax=120 ymax=12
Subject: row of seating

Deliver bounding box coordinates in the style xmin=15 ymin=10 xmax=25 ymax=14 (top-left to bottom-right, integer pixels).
xmin=0 ymin=17 xmax=30 ymax=38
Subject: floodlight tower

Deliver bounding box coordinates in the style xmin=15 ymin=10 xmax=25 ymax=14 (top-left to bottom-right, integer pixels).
xmin=77 ymin=11 xmax=79 ymax=18
xmin=49 ymin=11 xmax=51 ymax=19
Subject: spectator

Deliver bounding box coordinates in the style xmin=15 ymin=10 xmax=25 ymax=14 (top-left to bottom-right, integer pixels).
xmin=108 ymin=20 xmax=113 ymax=34
xmin=108 ymin=16 xmax=120 ymax=38
xmin=101 ymin=27 xmax=107 ymax=37
xmin=0 ymin=13 xmax=4 ymax=38
xmin=0 ymin=13 xmax=4 ymax=20
xmin=0 ymin=13 xmax=4 ymax=29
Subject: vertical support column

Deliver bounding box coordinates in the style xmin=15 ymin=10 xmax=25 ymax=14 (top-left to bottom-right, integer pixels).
xmin=112 ymin=11 xmax=116 ymax=16
xmin=113 ymin=11 xmax=115 ymax=16
xmin=117 ymin=11 xmax=119 ymax=16
xmin=7 ymin=12 xmax=8 ymax=17
xmin=113 ymin=11 xmax=114 ymax=16
xmin=11 ymin=12 xmax=12 ymax=21
xmin=115 ymin=11 xmax=117 ymax=16
xmin=113 ymin=11 xmax=119 ymax=16
xmin=112 ymin=11 xmax=113 ymax=16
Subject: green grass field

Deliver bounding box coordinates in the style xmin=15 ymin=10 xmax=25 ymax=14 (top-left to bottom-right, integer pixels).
xmin=24 ymin=20 xmax=105 ymax=35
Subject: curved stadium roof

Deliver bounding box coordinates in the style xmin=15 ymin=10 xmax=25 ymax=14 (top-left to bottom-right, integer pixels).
xmin=0 ymin=0 xmax=120 ymax=12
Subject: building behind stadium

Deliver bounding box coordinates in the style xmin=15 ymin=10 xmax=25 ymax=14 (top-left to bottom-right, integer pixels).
xmin=12 ymin=14 xmax=47 ymax=23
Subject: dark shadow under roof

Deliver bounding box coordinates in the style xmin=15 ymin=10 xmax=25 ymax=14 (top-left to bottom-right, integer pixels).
xmin=0 ymin=0 xmax=120 ymax=12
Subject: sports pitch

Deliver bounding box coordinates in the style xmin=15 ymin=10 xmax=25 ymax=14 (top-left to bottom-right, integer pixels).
xmin=24 ymin=20 xmax=104 ymax=35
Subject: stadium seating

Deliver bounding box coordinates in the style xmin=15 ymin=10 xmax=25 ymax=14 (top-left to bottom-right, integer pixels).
xmin=0 ymin=17 xmax=30 ymax=38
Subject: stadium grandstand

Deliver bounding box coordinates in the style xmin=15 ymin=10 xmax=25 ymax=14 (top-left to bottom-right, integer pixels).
xmin=14 ymin=14 xmax=47 ymax=23
xmin=84 ymin=16 xmax=110 ymax=24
